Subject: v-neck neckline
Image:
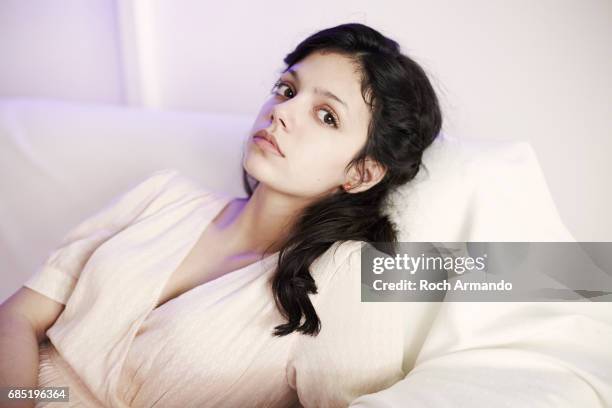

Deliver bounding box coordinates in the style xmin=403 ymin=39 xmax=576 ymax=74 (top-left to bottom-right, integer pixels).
xmin=147 ymin=192 xmax=280 ymax=316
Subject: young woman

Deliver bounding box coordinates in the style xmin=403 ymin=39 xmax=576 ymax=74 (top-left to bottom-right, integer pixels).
xmin=0 ymin=23 xmax=442 ymax=407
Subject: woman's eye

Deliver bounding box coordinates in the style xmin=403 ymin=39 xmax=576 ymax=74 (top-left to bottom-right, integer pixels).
xmin=271 ymin=81 xmax=294 ymax=98
xmin=271 ymin=80 xmax=339 ymax=128
xmin=316 ymin=108 xmax=339 ymax=128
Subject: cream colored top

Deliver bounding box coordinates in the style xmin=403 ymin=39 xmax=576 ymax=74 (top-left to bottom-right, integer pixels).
xmin=24 ymin=169 xmax=408 ymax=408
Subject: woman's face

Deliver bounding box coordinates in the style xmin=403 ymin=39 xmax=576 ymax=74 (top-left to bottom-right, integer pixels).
xmin=243 ymin=51 xmax=377 ymax=199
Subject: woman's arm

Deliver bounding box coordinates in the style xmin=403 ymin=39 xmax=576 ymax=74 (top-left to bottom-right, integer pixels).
xmin=0 ymin=287 xmax=64 ymax=408
xmin=0 ymin=169 xmax=185 ymax=407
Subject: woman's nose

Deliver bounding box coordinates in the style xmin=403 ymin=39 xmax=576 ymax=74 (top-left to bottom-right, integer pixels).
xmin=270 ymin=104 xmax=289 ymax=130
xmin=272 ymin=113 xmax=287 ymax=129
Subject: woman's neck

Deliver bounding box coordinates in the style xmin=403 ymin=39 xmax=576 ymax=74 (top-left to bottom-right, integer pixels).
xmin=211 ymin=185 xmax=304 ymax=256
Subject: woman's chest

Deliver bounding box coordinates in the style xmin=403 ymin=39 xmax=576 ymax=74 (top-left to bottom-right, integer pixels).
xmin=80 ymin=204 xmax=265 ymax=312
xmin=120 ymin=271 xmax=298 ymax=407
xmin=152 ymin=231 xmax=270 ymax=310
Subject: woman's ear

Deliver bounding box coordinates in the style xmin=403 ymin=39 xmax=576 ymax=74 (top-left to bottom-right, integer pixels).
xmin=345 ymin=158 xmax=387 ymax=193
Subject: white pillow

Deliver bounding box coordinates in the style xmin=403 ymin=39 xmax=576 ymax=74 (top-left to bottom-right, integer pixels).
xmin=388 ymin=132 xmax=575 ymax=242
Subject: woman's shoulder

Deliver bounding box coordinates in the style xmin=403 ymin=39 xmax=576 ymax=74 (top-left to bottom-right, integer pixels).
xmin=308 ymin=240 xmax=367 ymax=289
xmin=329 ymin=240 xmax=366 ymax=266
xmin=313 ymin=240 xmax=365 ymax=268
xmin=135 ymin=168 xmax=223 ymax=212
xmin=144 ymin=168 xmax=213 ymax=196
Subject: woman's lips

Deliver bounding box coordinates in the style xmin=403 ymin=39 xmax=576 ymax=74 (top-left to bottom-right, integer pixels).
xmin=253 ymin=135 xmax=284 ymax=157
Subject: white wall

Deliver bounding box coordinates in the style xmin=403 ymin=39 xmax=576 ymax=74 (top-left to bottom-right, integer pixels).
xmin=0 ymin=0 xmax=610 ymax=241
xmin=0 ymin=0 xmax=124 ymax=103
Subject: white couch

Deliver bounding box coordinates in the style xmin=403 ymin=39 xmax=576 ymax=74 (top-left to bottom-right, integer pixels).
xmin=0 ymin=97 xmax=574 ymax=298
xmin=2 ymin=97 xmax=609 ymax=407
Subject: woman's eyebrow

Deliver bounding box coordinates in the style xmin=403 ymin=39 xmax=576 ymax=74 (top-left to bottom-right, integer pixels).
xmin=284 ymin=68 xmax=349 ymax=113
